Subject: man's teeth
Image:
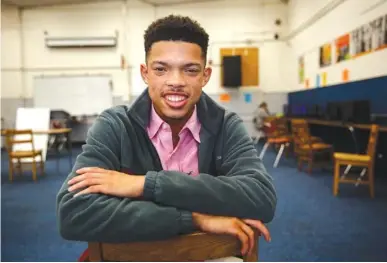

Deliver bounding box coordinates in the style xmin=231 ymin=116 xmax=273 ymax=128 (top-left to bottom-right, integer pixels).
xmin=166 ymin=95 xmax=186 ymax=102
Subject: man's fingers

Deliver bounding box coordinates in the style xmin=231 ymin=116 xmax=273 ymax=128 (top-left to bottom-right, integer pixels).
xmin=238 ymin=221 xmax=255 ymax=256
xmin=236 ymin=230 xmax=249 ymax=256
xmin=230 ymin=224 xmax=249 ymax=256
xmin=68 ymin=177 xmax=103 ymax=192
xmin=76 ymin=167 xmax=107 ymax=174
xmin=68 ymin=173 xmax=104 ymax=185
xmin=73 ymin=185 xmax=103 ymax=197
xmin=243 ymin=219 xmax=271 ymax=242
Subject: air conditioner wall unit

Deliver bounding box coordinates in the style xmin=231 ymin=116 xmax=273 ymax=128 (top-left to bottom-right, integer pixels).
xmin=45 ymin=36 xmax=117 ymax=48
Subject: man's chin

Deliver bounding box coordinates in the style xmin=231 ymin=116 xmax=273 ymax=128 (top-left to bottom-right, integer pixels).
xmin=161 ymin=108 xmax=190 ymax=120
xmin=164 ymin=112 xmax=188 ymax=121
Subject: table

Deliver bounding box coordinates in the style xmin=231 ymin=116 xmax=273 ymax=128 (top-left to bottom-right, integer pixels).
xmin=286 ymin=118 xmax=387 ymax=132
xmin=45 ymin=128 xmax=73 ymax=173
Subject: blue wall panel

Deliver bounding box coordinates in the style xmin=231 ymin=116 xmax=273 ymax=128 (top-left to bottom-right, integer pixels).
xmin=288 ymin=76 xmax=387 ymax=114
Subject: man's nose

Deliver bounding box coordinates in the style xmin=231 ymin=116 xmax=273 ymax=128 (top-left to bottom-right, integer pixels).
xmin=166 ymin=70 xmax=186 ymax=87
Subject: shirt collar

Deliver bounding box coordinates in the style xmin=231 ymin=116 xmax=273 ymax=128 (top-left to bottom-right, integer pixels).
xmin=148 ymin=104 xmax=201 ymax=143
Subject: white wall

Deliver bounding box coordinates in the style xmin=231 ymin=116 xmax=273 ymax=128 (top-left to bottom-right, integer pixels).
xmin=286 ymin=0 xmax=387 ymax=91
xmin=1 ymin=4 xmax=23 ymax=98
xmin=1 ymin=0 xmax=155 ymax=101
xmin=21 ymin=0 xmax=155 ymax=100
xmin=154 ymin=0 xmax=290 ymax=95
xmin=1 ymin=0 xmax=291 ymax=101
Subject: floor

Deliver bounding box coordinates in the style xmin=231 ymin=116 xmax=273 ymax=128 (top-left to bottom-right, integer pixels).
xmin=1 ymin=146 xmax=387 ymax=262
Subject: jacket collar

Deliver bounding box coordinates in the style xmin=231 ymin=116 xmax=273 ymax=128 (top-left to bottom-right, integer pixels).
xmin=128 ymin=88 xmax=225 ymax=136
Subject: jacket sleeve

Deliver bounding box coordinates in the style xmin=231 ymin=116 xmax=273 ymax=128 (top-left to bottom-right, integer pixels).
xmin=142 ymin=113 xmax=277 ymax=223
xmin=56 ymin=110 xmax=195 ymax=243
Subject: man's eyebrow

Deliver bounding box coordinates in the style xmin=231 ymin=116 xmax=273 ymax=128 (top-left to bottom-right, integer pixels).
xmin=151 ymin=61 xmax=168 ymax=66
xmin=151 ymin=61 xmax=202 ymax=68
xmin=184 ymin=63 xmax=202 ymax=68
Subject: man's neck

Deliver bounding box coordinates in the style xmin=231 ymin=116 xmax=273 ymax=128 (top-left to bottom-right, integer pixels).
xmin=155 ymin=106 xmax=195 ymax=137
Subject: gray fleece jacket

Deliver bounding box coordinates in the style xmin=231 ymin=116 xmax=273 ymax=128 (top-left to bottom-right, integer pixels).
xmin=56 ymin=89 xmax=277 ymax=243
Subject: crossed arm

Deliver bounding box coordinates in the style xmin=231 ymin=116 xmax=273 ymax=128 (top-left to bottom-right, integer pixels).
xmin=56 ymin=111 xmax=277 ymax=254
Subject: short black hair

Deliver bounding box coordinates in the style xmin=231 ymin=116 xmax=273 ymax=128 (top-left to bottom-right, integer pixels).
xmin=144 ymin=15 xmax=209 ymax=60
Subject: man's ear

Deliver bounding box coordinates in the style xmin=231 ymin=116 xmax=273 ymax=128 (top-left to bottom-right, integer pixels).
xmin=202 ymin=67 xmax=212 ymax=87
xmin=140 ymin=64 xmax=148 ymax=84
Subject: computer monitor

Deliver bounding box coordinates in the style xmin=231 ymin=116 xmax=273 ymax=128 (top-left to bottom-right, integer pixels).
xmin=326 ymin=102 xmax=342 ymax=121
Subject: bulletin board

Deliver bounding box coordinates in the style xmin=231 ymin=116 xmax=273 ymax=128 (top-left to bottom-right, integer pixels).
xmin=220 ymin=47 xmax=259 ymax=87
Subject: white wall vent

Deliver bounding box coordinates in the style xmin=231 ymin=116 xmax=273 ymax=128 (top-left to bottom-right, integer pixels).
xmin=45 ymin=36 xmax=117 ymax=48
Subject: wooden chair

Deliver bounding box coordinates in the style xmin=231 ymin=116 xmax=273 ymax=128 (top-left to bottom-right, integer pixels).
xmin=4 ymin=129 xmax=44 ymax=182
xmin=291 ymin=119 xmax=333 ymax=174
xmin=333 ymin=125 xmax=379 ymax=198
xmin=87 ymin=232 xmax=259 ymax=262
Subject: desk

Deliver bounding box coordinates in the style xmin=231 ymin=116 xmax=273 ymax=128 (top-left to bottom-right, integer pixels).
xmin=286 ymin=118 xmax=387 ymax=176
xmin=45 ymin=128 xmax=73 ymax=173
xmin=289 ymin=118 xmax=387 ymax=132
xmin=34 ymin=128 xmax=72 ymax=135
xmin=1 ymin=128 xmax=73 ymax=173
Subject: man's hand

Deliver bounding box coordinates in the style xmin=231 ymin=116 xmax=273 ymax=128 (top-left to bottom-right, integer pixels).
xmin=68 ymin=167 xmax=145 ymax=198
xmin=192 ymin=212 xmax=271 ymax=256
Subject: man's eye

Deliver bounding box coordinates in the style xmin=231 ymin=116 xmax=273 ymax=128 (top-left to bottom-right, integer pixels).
xmin=155 ymin=67 xmax=166 ymax=72
xmin=186 ymin=69 xmax=199 ymax=73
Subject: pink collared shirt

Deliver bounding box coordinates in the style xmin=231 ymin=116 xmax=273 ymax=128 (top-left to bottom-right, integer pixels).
xmin=147 ymin=105 xmax=201 ymax=176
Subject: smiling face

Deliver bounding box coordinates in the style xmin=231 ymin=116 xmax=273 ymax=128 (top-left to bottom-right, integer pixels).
xmin=141 ymin=41 xmax=212 ymax=124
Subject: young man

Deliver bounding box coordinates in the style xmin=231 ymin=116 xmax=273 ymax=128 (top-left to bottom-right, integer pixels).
xmin=56 ymin=15 xmax=277 ymax=259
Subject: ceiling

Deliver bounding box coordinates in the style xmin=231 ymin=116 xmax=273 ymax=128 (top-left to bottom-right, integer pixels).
xmin=141 ymin=0 xmax=223 ymax=6
xmin=2 ymin=0 xmax=102 ymax=7
xmin=2 ymin=0 xmax=222 ymax=7
xmin=2 ymin=0 xmax=284 ymax=7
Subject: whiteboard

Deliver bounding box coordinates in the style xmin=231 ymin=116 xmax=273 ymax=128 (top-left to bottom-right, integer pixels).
xmin=33 ymin=75 xmax=113 ymax=116
xmin=14 ymin=108 xmax=50 ymax=163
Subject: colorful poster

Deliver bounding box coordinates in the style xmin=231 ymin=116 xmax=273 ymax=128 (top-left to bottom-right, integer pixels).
xmin=322 ymin=72 xmax=327 ymax=86
xmin=219 ymin=93 xmax=231 ymax=103
xmin=385 ymin=14 xmax=387 ymax=46
xmin=342 ymin=69 xmax=349 ymax=82
xmin=319 ymin=43 xmax=332 ymax=67
xmin=351 ymin=23 xmax=373 ymax=57
xmin=299 ymin=56 xmax=304 ymax=83
xmin=243 ymin=93 xmax=252 ymax=103
xmin=370 ymin=15 xmax=387 ymax=51
xmin=335 ymin=34 xmax=351 ymax=63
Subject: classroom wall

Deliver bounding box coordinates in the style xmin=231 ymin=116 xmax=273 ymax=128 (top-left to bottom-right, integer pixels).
xmin=1 ymin=0 xmax=290 ymax=99
xmin=1 ymin=0 xmax=154 ymax=128
xmin=1 ymin=4 xmax=22 ymax=98
xmin=286 ymin=0 xmax=387 ymax=91
xmin=1 ymin=0 xmax=290 ymax=135
xmin=1 ymin=4 xmax=24 ymax=128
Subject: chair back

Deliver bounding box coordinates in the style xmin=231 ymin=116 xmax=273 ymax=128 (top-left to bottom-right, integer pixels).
xmin=259 ymin=116 xmax=276 ymax=135
xmin=291 ymin=119 xmax=312 ymax=154
xmin=88 ymin=232 xmax=258 ymax=262
xmin=366 ymin=125 xmax=379 ymax=164
xmin=4 ymin=129 xmax=35 ymax=154
xmin=273 ymin=117 xmax=290 ymax=137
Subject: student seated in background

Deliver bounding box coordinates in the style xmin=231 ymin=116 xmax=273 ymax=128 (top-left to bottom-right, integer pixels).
xmin=253 ymin=102 xmax=271 ymax=131
xmin=56 ymin=15 xmax=277 ymax=260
